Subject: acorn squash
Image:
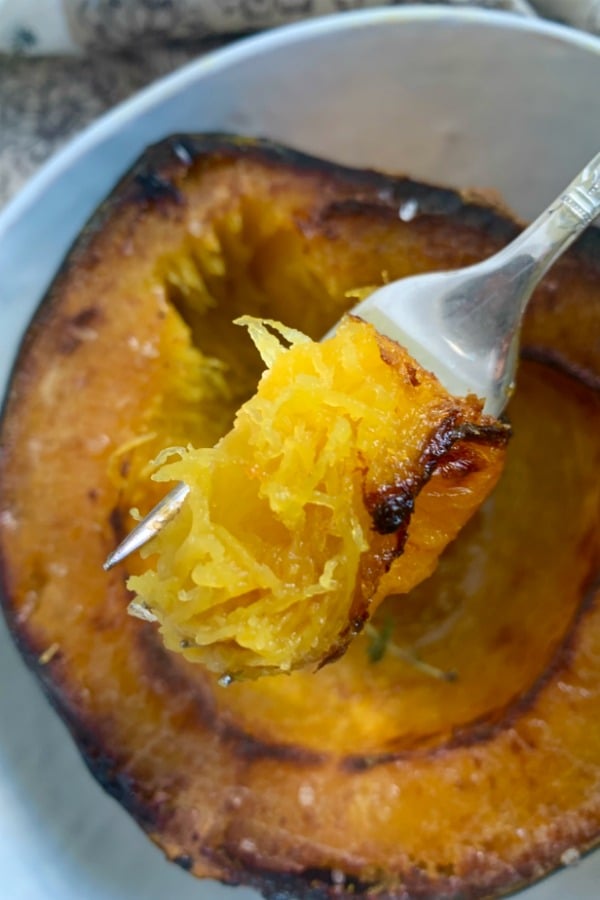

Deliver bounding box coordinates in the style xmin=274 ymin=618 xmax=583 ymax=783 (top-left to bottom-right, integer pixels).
xmin=1 ymin=135 xmax=599 ymax=899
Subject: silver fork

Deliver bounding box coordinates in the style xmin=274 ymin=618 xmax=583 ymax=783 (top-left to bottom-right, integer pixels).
xmin=104 ymin=150 xmax=600 ymax=572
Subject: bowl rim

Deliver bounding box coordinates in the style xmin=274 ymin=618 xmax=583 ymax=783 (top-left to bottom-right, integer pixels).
xmin=1 ymin=4 xmax=600 ymax=240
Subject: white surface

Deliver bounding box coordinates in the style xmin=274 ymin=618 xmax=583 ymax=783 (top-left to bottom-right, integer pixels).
xmin=0 ymin=0 xmax=75 ymax=54
xmin=1 ymin=8 xmax=599 ymax=899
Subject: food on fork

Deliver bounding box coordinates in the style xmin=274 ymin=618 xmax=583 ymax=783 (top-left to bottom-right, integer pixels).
xmin=129 ymin=314 xmax=508 ymax=677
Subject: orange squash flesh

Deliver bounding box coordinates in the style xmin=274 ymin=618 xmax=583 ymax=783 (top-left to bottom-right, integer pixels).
xmin=129 ymin=315 xmax=507 ymax=677
xmin=0 ymin=136 xmax=599 ymax=899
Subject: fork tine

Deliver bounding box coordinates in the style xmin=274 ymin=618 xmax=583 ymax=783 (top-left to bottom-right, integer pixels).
xmin=103 ymin=481 xmax=190 ymax=571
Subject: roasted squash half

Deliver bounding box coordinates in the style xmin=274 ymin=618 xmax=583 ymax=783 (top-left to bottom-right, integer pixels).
xmin=1 ymin=135 xmax=599 ymax=899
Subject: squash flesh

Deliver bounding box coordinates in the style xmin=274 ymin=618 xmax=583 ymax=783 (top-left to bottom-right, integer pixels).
xmin=129 ymin=315 xmax=507 ymax=676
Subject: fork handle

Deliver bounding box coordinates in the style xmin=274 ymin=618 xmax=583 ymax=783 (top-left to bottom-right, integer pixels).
xmin=503 ymin=149 xmax=600 ymax=301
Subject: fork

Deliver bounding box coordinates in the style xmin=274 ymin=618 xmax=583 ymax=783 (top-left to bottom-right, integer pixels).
xmin=104 ymin=150 xmax=600 ymax=571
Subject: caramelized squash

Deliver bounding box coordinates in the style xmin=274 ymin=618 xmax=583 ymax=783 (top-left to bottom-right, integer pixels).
xmin=130 ymin=315 xmax=507 ymax=677
xmin=1 ymin=136 xmax=599 ymax=899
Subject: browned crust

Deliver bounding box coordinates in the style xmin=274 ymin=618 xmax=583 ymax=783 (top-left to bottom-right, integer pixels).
xmin=366 ymin=414 xmax=510 ymax=538
xmin=318 ymin=409 xmax=510 ymax=670
xmin=0 ymin=601 xmax=167 ymax=833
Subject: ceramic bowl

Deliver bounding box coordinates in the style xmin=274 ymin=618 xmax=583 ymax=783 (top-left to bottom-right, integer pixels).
xmin=1 ymin=8 xmax=599 ymax=899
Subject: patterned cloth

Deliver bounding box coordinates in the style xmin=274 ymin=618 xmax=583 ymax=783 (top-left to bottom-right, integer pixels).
xmin=0 ymin=1 xmax=543 ymax=54
xmin=0 ymin=0 xmax=598 ymax=206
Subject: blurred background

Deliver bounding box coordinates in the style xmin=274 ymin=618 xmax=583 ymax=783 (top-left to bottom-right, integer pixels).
xmin=1 ymin=0 xmax=599 ymax=208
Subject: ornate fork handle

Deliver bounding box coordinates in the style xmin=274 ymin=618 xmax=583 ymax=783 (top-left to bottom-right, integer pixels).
xmin=560 ymin=154 xmax=600 ymax=225
xmin=486 ymin=150 xmax=600 ymax=309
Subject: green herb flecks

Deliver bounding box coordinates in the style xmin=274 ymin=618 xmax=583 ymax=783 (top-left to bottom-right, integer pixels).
xmin=364 ymin=621 xmax=457 ymax=682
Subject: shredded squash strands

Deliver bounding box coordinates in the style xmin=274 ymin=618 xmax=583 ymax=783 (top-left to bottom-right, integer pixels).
xmin=128 ymin=315 xmax=508 ymax=678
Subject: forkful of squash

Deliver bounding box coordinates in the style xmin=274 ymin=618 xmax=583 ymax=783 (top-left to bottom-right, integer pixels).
xmin=104 ymin=150 xmax=600 ymax=680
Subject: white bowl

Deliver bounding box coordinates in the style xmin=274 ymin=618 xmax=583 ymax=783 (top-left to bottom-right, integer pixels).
xmin=1 ymin=8 xmax=599 ymax=900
